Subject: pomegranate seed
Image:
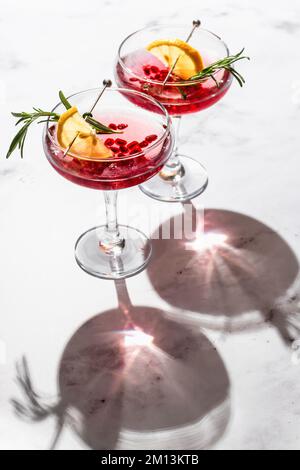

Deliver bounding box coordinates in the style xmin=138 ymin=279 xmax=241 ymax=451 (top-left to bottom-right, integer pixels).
xmin=140 ymin=141 xmax=149 ymax=148
xmin=116 ymin=138 xmax=127 ymax=145
xmin=127 ymin=141 xmax=139 ymax=149
xmin=110 ymin=146 xmax=119 ymax=153
xmin=117 ymin=123 xmax=128 ymax=130
xmin=118 ymin=153 xmax=126 ymax=157
xmin=145 ymin=134 xmax=158 ymax=143
xmin=151 ymin=66 xmax=159 ymax=73
xmin=119 ymin=145 xmax=128 ymax=153
xmin=104 ymin=138 xmax=115 ymax=146
xmin=129 ymin=145 xmax=142 ymax=154
xmin=109 ymin=123 xmax=117 ymax=130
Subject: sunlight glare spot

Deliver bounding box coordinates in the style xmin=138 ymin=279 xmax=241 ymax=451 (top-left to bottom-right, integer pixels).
xmin=124 ymin=330 xmax=154 ymax=348
xmin=186 ymin=232 xmax=228 ymax=251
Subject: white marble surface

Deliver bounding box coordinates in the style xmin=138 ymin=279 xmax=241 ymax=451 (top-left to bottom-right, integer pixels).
xmin=1 ymin=0 xmax=300 ymax=450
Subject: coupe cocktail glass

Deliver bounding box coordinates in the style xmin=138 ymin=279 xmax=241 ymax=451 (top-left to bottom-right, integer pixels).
xmin=43 ymin=88 xmax=173 ymax=279
xmin=115 ymin=25 xmax=233 ymax=202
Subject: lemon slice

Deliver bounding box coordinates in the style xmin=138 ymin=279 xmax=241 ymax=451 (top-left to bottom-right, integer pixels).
xmin=147 ymin=39 xmax=204 ymax=80
xmin=57 ymin=106 xmax=113 ymax=160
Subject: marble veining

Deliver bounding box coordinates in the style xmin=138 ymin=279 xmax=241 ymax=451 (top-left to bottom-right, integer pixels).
xmin=275 ymin=21 xmax=300 ymax=33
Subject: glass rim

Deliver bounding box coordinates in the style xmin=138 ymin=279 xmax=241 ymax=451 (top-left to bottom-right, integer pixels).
xmin=117 ymin=24 xmax=231 ymax=87
xmin=45 ymin=86 xmax=172 ymax=162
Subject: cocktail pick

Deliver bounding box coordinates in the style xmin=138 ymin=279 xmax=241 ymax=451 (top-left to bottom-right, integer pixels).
xmin=163 ymin=19 xmax=201 ymax=85
xmin=63 ymin=79 xmax=113 ymax=157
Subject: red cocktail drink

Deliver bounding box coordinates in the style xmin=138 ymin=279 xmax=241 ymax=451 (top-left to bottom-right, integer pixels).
xmin=42 ymin=87 xmax=173 ymax=279
xmin=116 ymin=49 xmax=232 ymax=116
xmin=45 ymin=108 xmax=173 ymax=191
xmin=115 ymin=25 xmax=240 ymax=203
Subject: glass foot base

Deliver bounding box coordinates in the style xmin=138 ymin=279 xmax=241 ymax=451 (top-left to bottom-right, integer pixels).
xmin=75 ymin=225 xmax=152 ymax=280
xmin=139 ymin=155 xmax=208 ymax=203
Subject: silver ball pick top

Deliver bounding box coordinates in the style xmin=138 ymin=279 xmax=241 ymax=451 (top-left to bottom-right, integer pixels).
xmin=63 ymin=79 xmax=113 ymax=157
xmin=162 ymin=19 xmax=201 ymax=86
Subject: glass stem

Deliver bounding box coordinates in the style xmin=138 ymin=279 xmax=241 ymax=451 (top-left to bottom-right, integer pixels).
xmin=99 ymin=191 xmax=125 ymax=255
xmin=160 ymin=116 xmax=185 ymax=181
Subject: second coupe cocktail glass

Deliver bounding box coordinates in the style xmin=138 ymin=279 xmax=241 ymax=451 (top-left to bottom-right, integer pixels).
xmin=115 ymin=24 xmax=234 ymax=202
xmin=43 ymin=88 xmax=173 ymax=279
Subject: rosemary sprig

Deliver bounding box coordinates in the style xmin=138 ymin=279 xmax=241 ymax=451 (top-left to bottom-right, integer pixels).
xmin=189 ymin=49 xmax=250 ymax=87
xmin=59 ymin=90 xmax=121 ymax=134
xmin=6 ymin=109 xmax=59 ymax=159
xmin=83 ymin=114 xmax=121 ymax=134
xmin=59 ymin=90 xmax=72 ymax=110
xmin=177 ymin=86 xmax=188 ymax=100
xmin=6 ymin=91 xmax=122 ymax=158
